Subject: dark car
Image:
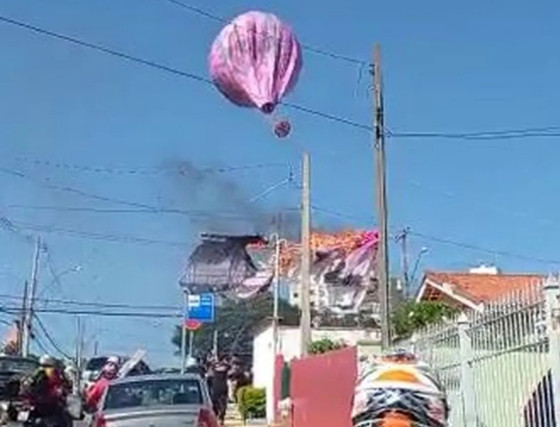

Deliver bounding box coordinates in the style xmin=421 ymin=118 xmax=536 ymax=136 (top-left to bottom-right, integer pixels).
xmin=0 ymin=356 xmax=39 ymax=421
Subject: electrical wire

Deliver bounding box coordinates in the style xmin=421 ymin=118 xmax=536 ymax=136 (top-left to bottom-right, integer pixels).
xmin=0 ymin=293 xmax=179 ymax=311
xmin=33 ymin=333 xmax=51 ymax=355
xmin=0 ymin=14 xmax=368 ymax=131
xmin=33 ymin=314 xmax=72 ymax=359
xmin=0 ymin=166 xmax=297 ymax=221
xmin=407 ymin=230 xmax=560 ymax=265
xmin=13 ymin=156 xmax=287 ymax=176
xmin=11 ymin=221 xmax=191 ymax=247
xmin=2 ymin=13 xmax=558 ymax=139
xmin=4 ymin=204 xmax=295 ymax=219
xmin=0 ymin=306 xmax=180 ymax=319
xmin=159 ymin=0 xmax=369 ymax=66
xmin=310 ymin=204 xmax=560 ymax=266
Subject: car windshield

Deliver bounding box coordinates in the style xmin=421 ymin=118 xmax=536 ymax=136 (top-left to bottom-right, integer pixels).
xmin=86 ymin=357 xmax=108 ymax=371
xmin=104 ymin=378 xmax=202 ymax=410
xmin=0 ymin=357 xmax=38 ymax=374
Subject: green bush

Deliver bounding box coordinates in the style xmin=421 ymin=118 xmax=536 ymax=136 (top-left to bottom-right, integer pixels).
xmin=237 ymin=386 xmax=266 ymax=420
xmin=308 ymin=337 xmax=347 ymax=355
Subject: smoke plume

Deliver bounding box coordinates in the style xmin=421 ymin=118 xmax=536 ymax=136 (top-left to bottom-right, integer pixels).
xmin=162 ymin=160 xmax=301 ymax=239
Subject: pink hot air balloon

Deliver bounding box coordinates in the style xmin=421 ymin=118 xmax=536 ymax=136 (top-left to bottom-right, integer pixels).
xmin=209 ymin=11 xmax=302 ymax=138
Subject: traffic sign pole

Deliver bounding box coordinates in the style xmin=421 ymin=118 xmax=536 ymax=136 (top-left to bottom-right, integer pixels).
xmin=188 ymin=329 xmax=194 ymax=357
xmin=180 ymin=290 xmax=188 ymax=374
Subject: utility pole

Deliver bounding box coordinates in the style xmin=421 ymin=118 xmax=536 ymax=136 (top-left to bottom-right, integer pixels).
xmin=299 ymin=152 xmax=312 ymax=356
xmin=272 ymin=231 xmax=281 ymax=354
xmin=22 ymin=236 xmax=41 ymax=357
xmin=395 ymin=228 xmax=410 ymax=297
xmin=75 ymin=317 xmax=85 ymax=394
xmin=18 ymin=281 xmax=28 ymax=356
xmin=180 ymin=290 xmax=188 ymax=374
xmin=372 ymin=44 xmax=391 ymax=349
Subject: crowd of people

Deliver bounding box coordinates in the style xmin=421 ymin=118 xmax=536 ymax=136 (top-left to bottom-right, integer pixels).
xmin=186 ymin=353 xmax=251 ymax=425
xmin=0 ymin=351 xmax=252 ymax=426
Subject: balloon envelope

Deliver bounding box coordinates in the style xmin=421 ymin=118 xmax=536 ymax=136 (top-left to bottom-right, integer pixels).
xmin=208 ymin=11 xmax=302 ymax=113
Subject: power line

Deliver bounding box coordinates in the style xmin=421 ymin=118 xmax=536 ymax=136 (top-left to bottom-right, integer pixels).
xmin=0 ymin=293 xmax=179 ymax=311
xmin=2 ymin=13 xmax=558 ymax=139
xmin=33 ymin=314 xmax=72 ymax=359
xmin=387 ymin=126 xmax=560 ymax=141
xmin=310 ymin=204 xmax=560 ymax=267
xmin=33 ymin=333 xmax=51 ymax=355
xmin=0 ymin=306 xmax=180 ymax=319
xmin=159 ymin=0 xmax=368 ymax=66
xmin=4 ymin=204 xmax=293 ymax=219
xmin=13 ymin=156 xmax=287 ymax=176
xmin=0 ymin=14 xmax=368 ymax=131
xmin=408 ymin=231 xmax=560 ymax=266
xmin=0 ymin=166 xmax=297 ymax=221
xmin=11 ymin=221 xmax=191 ymax=248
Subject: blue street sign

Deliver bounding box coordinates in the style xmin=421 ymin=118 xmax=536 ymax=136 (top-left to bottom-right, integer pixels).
xmin=186 ymin=293 xmax=215 ymax=323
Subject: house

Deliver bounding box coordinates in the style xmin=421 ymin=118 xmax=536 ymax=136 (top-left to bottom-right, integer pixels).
xmin=416 ymin=264 xmax=545 ymax=311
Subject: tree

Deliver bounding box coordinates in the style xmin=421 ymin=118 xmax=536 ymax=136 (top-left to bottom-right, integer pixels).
xmin=391 ymin=300 xmax=458 ymax=339
xmin=172 ymin=293 xmax=300 ymax=361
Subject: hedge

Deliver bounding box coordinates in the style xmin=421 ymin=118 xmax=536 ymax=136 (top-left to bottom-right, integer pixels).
xmin=237 ymin=385 xmax=266 ymax=420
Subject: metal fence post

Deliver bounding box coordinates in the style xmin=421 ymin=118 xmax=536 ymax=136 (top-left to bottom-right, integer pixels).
xmin=458 ymin=313 xmax=477 ymax=427
xmin=544 ymin=276 xmax=560 ymax=424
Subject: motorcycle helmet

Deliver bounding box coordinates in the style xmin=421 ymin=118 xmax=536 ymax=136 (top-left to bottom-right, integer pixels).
xmin=39 ymin=354 xmax=56 ymax=367
xmin=107 ymin=356 xmax=120 ymax=366
xmin=352 ymin=355 xmax=448 ymax=427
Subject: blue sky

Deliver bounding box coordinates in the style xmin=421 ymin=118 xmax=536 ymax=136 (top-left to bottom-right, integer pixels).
xmin=0 ymin=0 xmax=559 ymax=366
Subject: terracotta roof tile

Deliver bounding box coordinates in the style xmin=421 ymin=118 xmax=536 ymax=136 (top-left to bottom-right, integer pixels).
xmin=423 ymin=271 xmax=545 ymax=303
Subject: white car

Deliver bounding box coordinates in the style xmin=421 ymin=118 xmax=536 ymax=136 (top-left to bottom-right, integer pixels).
xmin=91 ymin=374 xmax=218 ymax=426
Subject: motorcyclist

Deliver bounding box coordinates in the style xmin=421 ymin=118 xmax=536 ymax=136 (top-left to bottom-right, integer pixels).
xmin=21 ymin=354 xmax=71 ymax=424
xmin=85 ymin=356 xmax=119 ymax=411
xmin=351 ymin=350 xmax=449 ymax=427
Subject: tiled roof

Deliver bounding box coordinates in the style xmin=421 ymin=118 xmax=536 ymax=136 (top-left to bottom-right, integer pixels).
xmin=423 ymin=271 xmax=545 ymax=303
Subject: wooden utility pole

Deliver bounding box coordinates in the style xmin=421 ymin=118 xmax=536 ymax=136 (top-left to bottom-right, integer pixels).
xmin=18 ymin=281 xmax=28 ymax=356
xmin=75 ymin=317 xmax=85 ymax=394
xmin=372 ymin=45 xmax=391 ymax=349
xmin=299 ymin=152 xmax=312 ymax=356
xmin=180 ymin=290 xmax=188 ymax=374
xmin=396 ymin=228 xmax=410 ymax=297
xmin=22 ymin=236 xmax=41 ymax=357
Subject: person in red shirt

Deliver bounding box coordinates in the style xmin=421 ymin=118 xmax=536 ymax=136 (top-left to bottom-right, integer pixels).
xmin=85 ymin=357 xmax=119 ymax=410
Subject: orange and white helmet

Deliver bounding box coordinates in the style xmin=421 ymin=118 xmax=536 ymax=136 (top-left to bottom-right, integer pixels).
xmin=352 ymin=351 xmax=448 ymax=426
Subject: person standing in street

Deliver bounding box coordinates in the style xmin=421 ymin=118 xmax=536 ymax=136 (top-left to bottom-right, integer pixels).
xmin=207 ymin=356 xmax=229 ymax=426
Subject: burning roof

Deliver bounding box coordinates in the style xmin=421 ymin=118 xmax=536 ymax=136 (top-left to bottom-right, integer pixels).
xmin=275 ymin=229 xmax=378 ymax=276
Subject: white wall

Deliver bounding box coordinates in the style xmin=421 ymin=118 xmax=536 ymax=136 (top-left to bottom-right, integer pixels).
xmin=252 ymin=324 xmax=381 ymax=423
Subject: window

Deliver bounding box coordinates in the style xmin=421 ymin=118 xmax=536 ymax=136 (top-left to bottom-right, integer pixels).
xmin=104 ymin=379 xmax=202 ymax=410
xmin=292 ymin=293 xmax=299 ymax=298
